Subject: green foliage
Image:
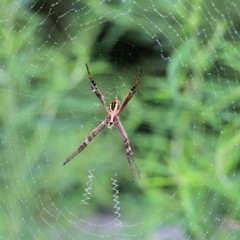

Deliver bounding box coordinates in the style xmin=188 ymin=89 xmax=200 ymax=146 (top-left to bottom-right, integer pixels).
xmin=1 ymin=0 xmax=240 ymax=239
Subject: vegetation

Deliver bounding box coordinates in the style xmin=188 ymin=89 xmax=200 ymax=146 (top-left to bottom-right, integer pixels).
xmin=1 ymin=0 xmax=240 ymax=239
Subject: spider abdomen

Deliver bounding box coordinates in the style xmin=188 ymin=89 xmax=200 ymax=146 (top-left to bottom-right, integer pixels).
xmin=110 ymin=98 xmax=120 ymax=111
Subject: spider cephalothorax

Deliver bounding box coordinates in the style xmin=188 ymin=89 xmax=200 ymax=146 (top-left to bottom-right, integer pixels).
xmin=63 ymin=64 xmax=142 ymax=182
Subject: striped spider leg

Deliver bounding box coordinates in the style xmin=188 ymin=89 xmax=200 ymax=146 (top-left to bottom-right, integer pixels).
xmin=64 ymin=64 xmax=142 ymax=182
xmin=117 ymin=68 xmax=142 ymax=116
xmin=63 ymin=118 xmax=108 ymax=165
xmin=85 ymin=63 xmax=110 ymax=115
xmin=115 ymin=117 xmax=141 ymax=182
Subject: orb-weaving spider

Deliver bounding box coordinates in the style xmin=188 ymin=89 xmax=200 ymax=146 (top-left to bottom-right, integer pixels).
xmin=63 ymin=64 xmax=142 ymax=182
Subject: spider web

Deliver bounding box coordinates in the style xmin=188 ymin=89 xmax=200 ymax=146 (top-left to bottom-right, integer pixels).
xmin=1 ymin=0 xmax=240 ymax=239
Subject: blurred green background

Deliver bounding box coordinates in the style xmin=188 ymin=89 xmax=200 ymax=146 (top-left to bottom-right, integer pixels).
xmin=1 ymin=0 xmax=240 ymax=239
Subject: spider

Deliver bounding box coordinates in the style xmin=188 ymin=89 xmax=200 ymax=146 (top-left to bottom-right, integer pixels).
xmin=63 ymin=64 xmax=142 ymax=182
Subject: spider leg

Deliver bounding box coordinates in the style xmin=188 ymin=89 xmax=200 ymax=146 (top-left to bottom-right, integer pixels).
xmin=86 ymin=63 xmax=110 ymax=114
xmin=117 ymin=68 xmax=142 ymax=116
xmin=63 ymin=118 xmax=108 ymax=165
xmin=115 ymin=117 xmax=140 ymax=182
